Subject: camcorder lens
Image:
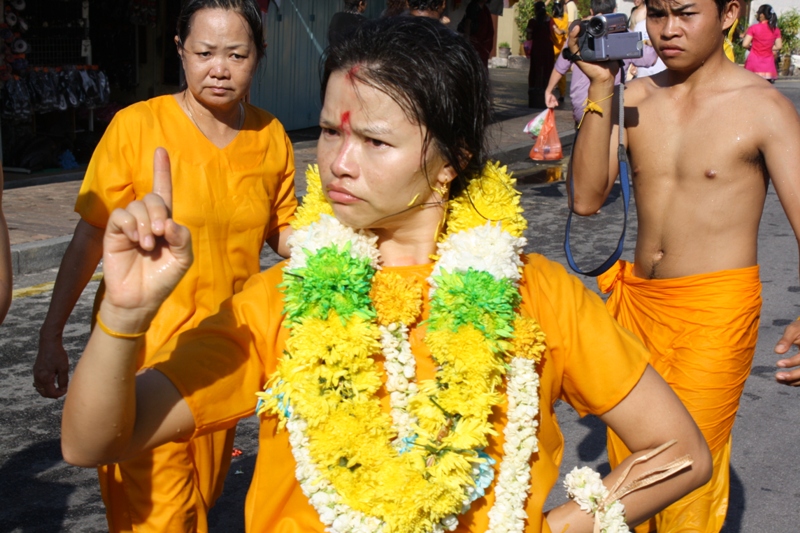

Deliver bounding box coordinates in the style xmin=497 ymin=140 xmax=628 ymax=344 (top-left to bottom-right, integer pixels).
xmin=588 ymin=15 xmax=607 ymax=37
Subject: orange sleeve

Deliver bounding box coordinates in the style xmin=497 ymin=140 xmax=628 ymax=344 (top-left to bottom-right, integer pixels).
xmin=150 ymin=268 xmax=287 ymax=437
xmin=74 ymin=106 xmax=142 ymax=228
xmin=266 ymin=130 xmax=298 ymax=239
xmin=523 ymin=254 xmax=650 ymax=417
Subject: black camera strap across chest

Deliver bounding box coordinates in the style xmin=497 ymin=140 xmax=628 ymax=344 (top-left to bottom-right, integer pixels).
xmin=564 ymin=73 xmax=631 ymax=277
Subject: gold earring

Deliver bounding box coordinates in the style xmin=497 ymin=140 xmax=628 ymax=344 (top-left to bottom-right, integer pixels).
xmin=433 ymin=184 xmax=449 ymax=196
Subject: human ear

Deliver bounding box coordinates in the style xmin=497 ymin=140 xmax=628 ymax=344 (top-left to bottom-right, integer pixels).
xmin=175 ymin=36 xmax=184 ymax=58
xmin=720 ymin=0 xmax=739 ymax=31
xmin=435 ymin=162 xmax=457 ymax=190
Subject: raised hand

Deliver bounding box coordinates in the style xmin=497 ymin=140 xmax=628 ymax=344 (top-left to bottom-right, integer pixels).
xmin=566 ymin=23 xmax=620 ymax=83
xmin=100 ymin=148 xmax=193 ymax=331
xmin=775 ymin=319 xmax=800 ymax=386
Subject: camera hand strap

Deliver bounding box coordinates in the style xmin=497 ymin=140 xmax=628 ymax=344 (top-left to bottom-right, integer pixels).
xmin=564 ymin=70 xmax=631 ymax=277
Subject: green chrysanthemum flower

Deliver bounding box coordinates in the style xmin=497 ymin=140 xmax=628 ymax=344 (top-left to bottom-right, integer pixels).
xmin=282 ymin=244 xmax=377 ymax=324
xmin=428 ymin=269 xmax=520 ymax=342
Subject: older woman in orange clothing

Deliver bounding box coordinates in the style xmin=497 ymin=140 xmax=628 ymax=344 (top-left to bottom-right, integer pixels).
xmin=63 ymin=17 xmax=710 ymax=533
xmin=33 ymin=0 xmax=296 ymax=531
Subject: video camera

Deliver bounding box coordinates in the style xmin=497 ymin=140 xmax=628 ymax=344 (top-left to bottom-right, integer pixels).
xmin=574 ymin=13 xmax=643 ymax=62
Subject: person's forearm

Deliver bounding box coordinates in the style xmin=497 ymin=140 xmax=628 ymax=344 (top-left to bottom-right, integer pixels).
xmin=0 ymin=211 xmax=11 ymax=324
xmin=570 ymin=79 xmax=616 ymax=214
xmin=547 ymin=439 xmax=707 ymax=531
xmin=545 ymin=68 xmax=563 ymax=96
xmin=0 ymin=168 xmax=10 ymax=323
xmin=61 ymin=303 xmax=141 ymax=466
xmin=267 ymin=227 xmax=294 ymax=259
xmin=40 ymin=219 xmax=104 ymax=339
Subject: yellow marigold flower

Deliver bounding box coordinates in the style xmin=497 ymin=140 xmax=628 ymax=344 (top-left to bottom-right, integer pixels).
xmin=446 ymin=161 xmax=527 ymax=238
xmin=511 ymin=315 xmax=547 ymax=361
xmin=370 ymin=271 xmax=423 ymax=326
xmin=291 ymin=165 xmax=334 ymax=229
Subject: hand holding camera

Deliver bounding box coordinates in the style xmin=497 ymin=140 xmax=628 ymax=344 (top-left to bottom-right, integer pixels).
xmin=565 ymin=13 xmax=644 ymax=63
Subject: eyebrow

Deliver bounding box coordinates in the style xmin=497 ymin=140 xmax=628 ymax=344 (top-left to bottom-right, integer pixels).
xmin=320 ymin=117 xmax=392 ymax=137
xmin=671 ymin=2 xmax=696 ymax=11
xmin=193 ymin=41 xmax=251 ymax=49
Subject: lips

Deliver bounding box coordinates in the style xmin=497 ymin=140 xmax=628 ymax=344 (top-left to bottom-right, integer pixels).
xmin=659 ymin=46 xmax=684 ymax=57
xmin=326 ymin=183 xmax=361 ymax=204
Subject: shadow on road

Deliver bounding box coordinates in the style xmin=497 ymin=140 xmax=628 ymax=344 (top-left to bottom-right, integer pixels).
xmin=0 ymin=439 xmax=73 ymax=532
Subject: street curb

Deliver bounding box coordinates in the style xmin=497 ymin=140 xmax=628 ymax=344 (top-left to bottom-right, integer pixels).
xmin=11 ymin=235 xmax=71 ymax=276
xmin=3 ymin=170 xmax=86 ymax=190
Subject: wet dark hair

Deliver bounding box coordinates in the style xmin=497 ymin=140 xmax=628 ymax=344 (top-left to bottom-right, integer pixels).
xmin=757 ymin=4 xmax=778 ymax=31
xmin=322 ymin=17 xmax=491 ymax=198
xmin=408 ymin=0 xmax=445 ymax=10
xmin=591 ymin=0 xmax=616 ymax=15
xmin=645 ymin=0 xmax=731 ymax=17
xmin=176 ymin=0 xmax=265 ymax=61
xmin=552 ymin=1 xmax=565 ymax=19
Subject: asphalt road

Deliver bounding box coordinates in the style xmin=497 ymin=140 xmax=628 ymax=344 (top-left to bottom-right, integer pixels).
xmin=1 ymin=78 xmax=799 ymax=532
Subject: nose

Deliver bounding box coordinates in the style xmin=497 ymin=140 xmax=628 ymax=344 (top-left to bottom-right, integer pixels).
xmin=662 ymin=15 xmax=681 ymax=38
xmin=329 ymin=135 xmax=359 ymax=179
xmin=209 ymin=56 xmax=231 ymax=79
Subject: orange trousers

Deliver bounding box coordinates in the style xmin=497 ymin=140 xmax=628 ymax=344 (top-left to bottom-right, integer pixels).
xmin=598 ymin=261 xmax=761 ymax=533
xmin=98 ymin=428 xmax=235 ymax=533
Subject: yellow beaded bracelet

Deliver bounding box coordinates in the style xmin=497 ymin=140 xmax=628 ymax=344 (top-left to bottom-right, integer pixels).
xmin=96 ymin=314 xmax=147 ymax=340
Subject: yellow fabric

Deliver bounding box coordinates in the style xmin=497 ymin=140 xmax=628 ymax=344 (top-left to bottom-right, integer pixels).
xmin=552 ymin=14 xmax=569 ymax=55
xmin=598 ymin=260 xmax=761 ymax=533
xmin=151 ymin=253 xmax=651 ymax=532
xmin=76 ymin=95 xmax=297 ymax=532
xmin=723 ymin=19 xmax=739 ymax=63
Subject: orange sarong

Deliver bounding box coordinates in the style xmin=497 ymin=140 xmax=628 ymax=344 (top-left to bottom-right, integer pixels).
xmin=598 ymin=261 xmax=761 ymax=533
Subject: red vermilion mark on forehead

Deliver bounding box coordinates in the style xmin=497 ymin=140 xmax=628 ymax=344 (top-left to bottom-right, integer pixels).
xmin=345 ymin=64 xmax=361 ymax=80
xmin=340 ymin=111 xmax=351 ymax=135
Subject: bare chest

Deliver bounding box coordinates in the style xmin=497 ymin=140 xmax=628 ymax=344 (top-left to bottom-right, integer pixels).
xmin=626 ymin=96 xmax=766 ymax=187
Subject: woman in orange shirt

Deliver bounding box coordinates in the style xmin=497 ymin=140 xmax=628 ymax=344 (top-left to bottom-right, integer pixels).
xmin=63 ymin=17 xmax=710 ymax=533
xmin=34 ymin=0 xmax=296 ymax=531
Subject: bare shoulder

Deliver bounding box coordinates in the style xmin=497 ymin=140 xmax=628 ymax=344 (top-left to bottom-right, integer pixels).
xmin=725 ymin=68 xmax=796 ymax=118
xmin=619 ymin=74 xmax=655 ymax=105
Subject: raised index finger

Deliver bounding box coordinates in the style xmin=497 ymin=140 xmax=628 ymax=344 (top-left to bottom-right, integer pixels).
xmin=152 ymin=147 xmax=173 ymax=214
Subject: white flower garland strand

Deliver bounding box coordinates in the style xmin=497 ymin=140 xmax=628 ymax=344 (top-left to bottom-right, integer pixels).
xmin=486 ymin=357 xmax=541 ymax=533
xmin=564 ymin=467 xmax=628 ymax=533
xmin=379 ymin=322 xmax=419 ymax=447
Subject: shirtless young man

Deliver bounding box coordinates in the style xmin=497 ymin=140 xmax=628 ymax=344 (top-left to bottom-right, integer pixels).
xmin=567 ymin=0 xmax=800 ymax=530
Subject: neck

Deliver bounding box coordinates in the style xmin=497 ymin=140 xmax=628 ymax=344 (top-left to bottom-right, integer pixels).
xmin=664 ymin=48 xmax=732 ymax=90
xmin=183 ymin=89 xmax=242 ymax=130
xmin=373 ymin=204 xmax=446 ymax=267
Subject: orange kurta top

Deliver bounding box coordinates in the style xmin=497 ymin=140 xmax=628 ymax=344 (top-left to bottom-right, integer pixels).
xmin=151 ymin=254 xmax=650 ymax=533
xmin=75 ymin=95 xmax=297 ymax=365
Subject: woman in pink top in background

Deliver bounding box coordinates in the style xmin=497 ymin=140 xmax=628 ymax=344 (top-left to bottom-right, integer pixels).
xmin=743 ymin=4 xmax=783 ymax=82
